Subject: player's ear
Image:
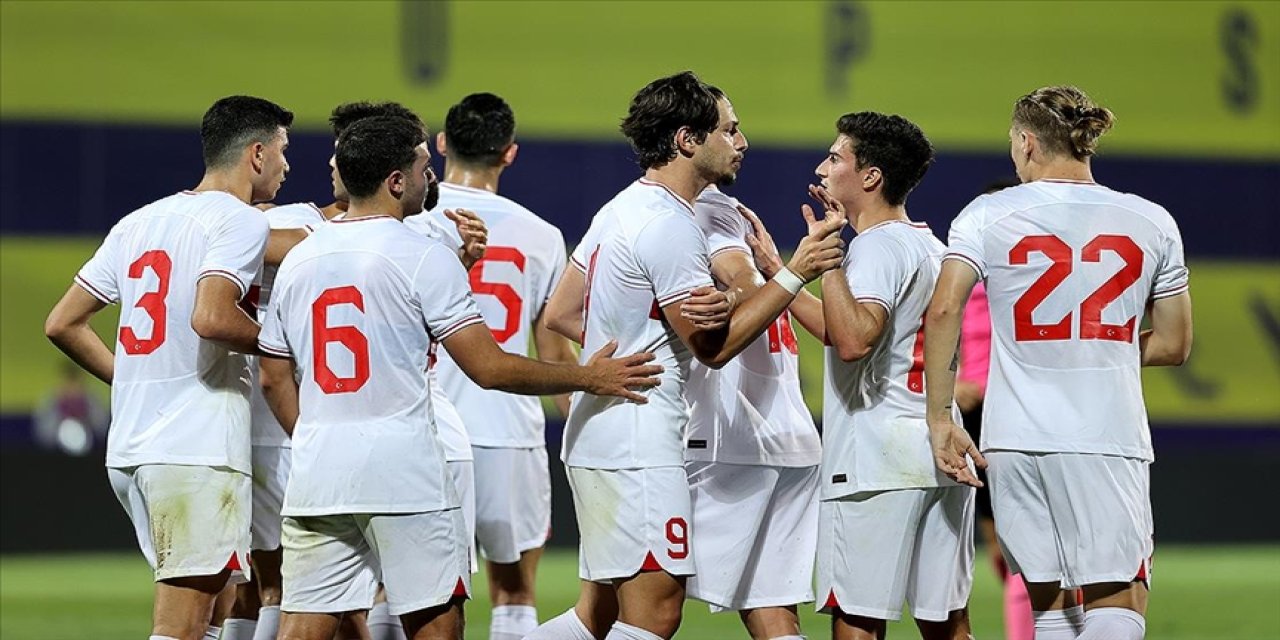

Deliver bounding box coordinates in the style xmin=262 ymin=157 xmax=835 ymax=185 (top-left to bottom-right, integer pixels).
xmin=863 ymin=165 xmax=883 ymax=195
xmin=675 ymin=126 xmax=699 ymax=157
xmin=435 ymin=132 xmax=448 ymax=157
xmin=388 ymin=170 xmax=405 ymax=198
xmin=502 ymin=142 xmax=518 ymax=167
xmin=249 ymin=142 xmax=266 ymax=173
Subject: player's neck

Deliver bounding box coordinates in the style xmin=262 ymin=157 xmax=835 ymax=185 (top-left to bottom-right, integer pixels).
xmin=443 ymin=163 xmax=501 ymax=194
xmin=850 ymin=201 xmax=908 ymax=234
xmin=320 ymin=200 xmax=348 ymax=220
xmin=642 ymin=166 xmax=706 ymax=208
xmin=345 ymin=195 xmax=403 ymax=222
xmin=1028 ymin=158 xmax=1095 ymax=184
xmin=191 ymin=170 xmax=253 ymax=204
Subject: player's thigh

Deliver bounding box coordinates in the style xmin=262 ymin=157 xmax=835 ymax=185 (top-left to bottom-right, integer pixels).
xmin=907 ymin=486 xmax=976 ymax=622
xmin=365 ymin=508 xmax=472 ymax=616
xmin=1040 ymin=453 xmax=1153 ymax=587
xmin=986 ymin=451 xmax=1064 ymax=585
xmin=250 ymin=445 xmax=291 ymax=552
xmin=134 ymin=464 xmax=252 ymax=582
xmin=567 ymin=466 xmax=694 ymax=582
xmin=280 ymin=514 xmax=378 ymax=615
xmin=816 ymin=490 xmax=928 ymax=622
xmin=473 ymin=446 xmax=551 ymax=564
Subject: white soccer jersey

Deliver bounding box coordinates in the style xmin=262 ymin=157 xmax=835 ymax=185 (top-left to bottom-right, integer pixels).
xmin=74 ymin=190 xmax=268 ymax=473
xmin=563 ymin=179 xmax=715 ymax=469
xmin=248 ymin=202 xmax=327 ymax=447
xmin=258 ymin=215 xmax=485 ymax=515
xmin=946 ymin=179 xmax=1189 ymax=461
xmin=416 ymin=183 xmax=568 ymax=448
xmin=685 ymin=187 xmax=821 ymax=467
xmin=822 ymin=220 xmax=958 ymax=498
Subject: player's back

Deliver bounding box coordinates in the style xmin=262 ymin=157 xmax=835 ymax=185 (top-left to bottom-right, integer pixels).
xmin=75 ymin=190 xmax=267 ymax=472
xmin=946 ymin=180 xmax=1189 ymax=460
xmin=422 ymin=183 xmax=568 ymax=448
xmin=262 ymin=215 xmax=483 ymax=514
xmin=563 ymin=180 xmax=713 ymax=470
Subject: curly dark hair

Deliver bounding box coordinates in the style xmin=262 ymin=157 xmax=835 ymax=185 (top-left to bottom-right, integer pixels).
xmin=200 ymin=95 xmax=293 ymax=169
xmin=329 ymin=101 xmax=424 ymax=137
xmin=620 ymin=71 xmax=724 ymax=170
xmin=835 ymin=112 xmax=934 ymax=206
xmin=444 ymin=93 xmax=515 ymax=166
xmin=335 ymin=116 xmax=428 ymax=199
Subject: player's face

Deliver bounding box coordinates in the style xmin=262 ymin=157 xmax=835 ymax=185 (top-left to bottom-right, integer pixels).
xmin=695 ymin=97 xmax=748 ymax=187
xmin=400 ymin=142 xmax=437 ymax=218
xmin=253 ymin=127 xmax=290 ymax=202
xmin=815 ymin=134 xmax=862 ymax=207
xmin=330 ymin=141 xmax=349 ymax=203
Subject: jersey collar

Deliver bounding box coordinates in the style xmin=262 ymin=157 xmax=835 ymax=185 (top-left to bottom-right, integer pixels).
xmin=637 ymin=178 xmax=696 ymax=215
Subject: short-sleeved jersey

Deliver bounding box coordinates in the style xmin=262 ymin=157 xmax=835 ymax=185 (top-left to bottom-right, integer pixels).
xmin=684 ymin=187 xmax=821 ymax=467
xmin=258 ymin=216 xmax=485 ymax=515
xmin=74 ymin=190 xmax=268 ymax=473
xmin=945 ymin=180 xmax=1189 ymax=461
xmin=248 ymin=202 xmax=327 ymax=447
xmin=414 ymin=183 xmax=569 ymax=448
xmin=563 ymin=179 xmax=715 ymax=469
xmin=822 ymin=220 xmax=958 ymax=498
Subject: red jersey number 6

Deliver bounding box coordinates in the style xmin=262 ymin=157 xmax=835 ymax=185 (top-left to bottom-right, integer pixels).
xmin=312 ymin=286 xmax=370 ymax=394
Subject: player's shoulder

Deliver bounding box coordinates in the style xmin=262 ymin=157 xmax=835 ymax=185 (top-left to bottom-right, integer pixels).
xmin=263 ymin=202 xmax=326 ymax=229
xmin=1092 ymin=184 xmax=1179 ymax=231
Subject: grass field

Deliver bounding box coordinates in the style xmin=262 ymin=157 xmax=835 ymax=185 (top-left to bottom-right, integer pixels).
xmin=2 ymin=546 xmax=1278 ymax=639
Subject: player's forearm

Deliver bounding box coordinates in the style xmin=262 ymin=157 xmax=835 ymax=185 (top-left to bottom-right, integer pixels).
xmin=692 ymin=281 xmax=795 ymax=368
xmin=259 ymin=358 xmax=300 ymax=436
xmin=821 ymin=270 xmax=881 ymax=362
xmin=1139 ymin=328 xmax=1192 ymax=367
xmin=192 ymin=304 xmax=261 ymax=354
xmin=265 ymin=228 xmax=307 ymax=266
xmin=788 ymin=289 xmax=826 ymax=340
xmin=46 ymin=324 xmax=114 ymax=385
xmin=472 ymin=352 xmax=595 ymax=396
xmin=923 ymin=298 xmax=964 ymax=424
xmin=1140 ymin=292 xmax=1193 ymax=367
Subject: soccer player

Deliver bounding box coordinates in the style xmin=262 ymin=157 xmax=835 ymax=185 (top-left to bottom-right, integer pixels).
xmin=809 ymin=113 xmax=975 ymax=640
xmin=406 ymin=92 xmax=577 ymax=640
xmin=257 ymin=115 xmax=663 ymax=640
xmin=683 ymin=185 xmax=822 ymax=640
xmin=532 ymin=71 xmax=844 ymax=640
xmin=925 ymin=86 xmax=1193 ymax=640
xmin=43 ymin=95 xmax=293 ymax=640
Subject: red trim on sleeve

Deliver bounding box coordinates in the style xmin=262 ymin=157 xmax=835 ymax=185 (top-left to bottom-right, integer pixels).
xmin=854 ymin=295 xmax=893 ymax=313
xmin=258 ymin=342 xmax=291 ymax=358
xmin=943 ymin=253 xmax=985 ymax=278
xmin=435 ymin=314 xmax=485 ymax=341
xmin=197 ymin=269 xmax=249 ymax=296
xmin=1152 ymin=282 xmax=1190 ymax=299
xmin=73 ymin=274 xmax=114 ymax=303
xmin=709 ymin=246 xmax=750 ymax=260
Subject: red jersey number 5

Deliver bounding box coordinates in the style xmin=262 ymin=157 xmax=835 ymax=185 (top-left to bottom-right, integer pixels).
xmin=469 ymin=246 xmax=526 ymax=344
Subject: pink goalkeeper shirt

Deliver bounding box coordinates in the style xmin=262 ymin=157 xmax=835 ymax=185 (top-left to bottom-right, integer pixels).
xmin=958 ymin=282 xmax=991 ymax=392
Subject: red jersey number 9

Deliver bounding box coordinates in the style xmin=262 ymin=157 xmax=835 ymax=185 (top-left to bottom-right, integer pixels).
xmin=312 ymin=286 xmax=370 ymax=394
xmin=120 ymin=250 xmax=172 ymax=355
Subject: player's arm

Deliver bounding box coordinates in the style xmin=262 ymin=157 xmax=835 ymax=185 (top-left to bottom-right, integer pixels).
xmin=532 ymin=309 xmax=579 ymax=416
xmin=191 ymin=276 xmax=261 ymax=353
xmin=923 ymin=260 xmax=986 ymax=486
xmin=259 ymin=355 xmax=300 ymax=436
xmin=44 ymin=285 xmax=114 ymax=384
xmin=738 ymin=201 xmax=827 ymax=339
xmin=544 ymin=265 xmax=585 ymax=344
xmin=265 ymin=228 xmax=308 ymax=266
xmin=443 ymin=324 xmax=660 ymax=402
xmin=821 ymin=267 xmax=889 ymax=362
xmin=1140 ymin=291 xmax=1192 ymax=366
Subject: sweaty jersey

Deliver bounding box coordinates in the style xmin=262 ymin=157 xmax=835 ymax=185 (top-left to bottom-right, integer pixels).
xmin=248 ymin=202 xmax=327 ymax=448
xmin=822 ymin=220 xmax=958 ymax=498
xmin=563 ymin=179 xmax=715 ymax=469
xmin=420 ymin=183 xmax=568 ymax=448
xmin=258 ymin=215 xmax=484 ymax=515
xmin=74 ymin=190 xmax=268 ymax=473
xmin=684 ymin=187 xmax=821 ymax=467
xmin=945 ymin=179 xmax=1189 ymax=461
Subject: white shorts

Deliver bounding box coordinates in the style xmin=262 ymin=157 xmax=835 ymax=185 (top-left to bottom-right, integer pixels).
xmin=250 ymin=445 xmax=291 ymax=551
xmin=567 ymin=466 xmax=694 ymax=582
xmin=108 ymin=464 xmax=251 ymax=583
xmin=986 ymin=451 xmax=1153 ymax=589
xmin=473 ymin=445 xmax=552 ymax=564
xmin=280 ymin=509 xmax=471 ymax=616
xmin=817 ymin=486 xmax=974 ymax=622
xmin=685 ymin=462 xmax=818 ymax=612
xmin=448 ymin=459 xmax=478 ymax=573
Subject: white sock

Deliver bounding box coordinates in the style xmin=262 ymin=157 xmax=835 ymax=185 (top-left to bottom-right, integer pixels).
xmin=368 ymin=601 xmax=408 ymax=640
xmin=490 ymin=604 xmax=538 ymax=640
xmin=1078 ymin=607 xmax=1145 ymax=640
xmin=523 ymin=608 xmax=596 ymax=640
xmin=604 ymin=621 xmax=664 ymax=640
xmin=221 ymin=618 xmax=256 ymax=640
xmin=1032 ymin=605 xmax=1085 ymax=640
xmin=251 ymin=606 xmax=281 ymax=640
xmin=202 ymin=628 xmax=221 ymax=640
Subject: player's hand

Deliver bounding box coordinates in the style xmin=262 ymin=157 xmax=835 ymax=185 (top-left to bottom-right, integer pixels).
xmin=785 ymin=205 xmax=846 ymax=282
xmin=446 ymin=208 xmax=488 ymax=270
xmin=583 ymin=340 xmax=663 ymax=403
xmin=738 ymin=204 xmax=785 ymax=278
xmin=681 ymin=286 xmax=734 ymax=330
xmin=808 ymin=184 xmax=848 ymax=230
xmin=927 ymin=415 xmax=987 ymax=487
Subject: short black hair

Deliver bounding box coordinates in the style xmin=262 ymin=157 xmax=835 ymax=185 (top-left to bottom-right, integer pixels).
xmin=835 ymin=112 xmax=934 ymax=206
xmin=200 ymin=96 xmax=293 ymax=169
xmin=335 ymin=116 xmax=428 ymax=199
xmin=620 ymin=71 xmax=724 ymax=170
xmin=444 ymin=93 xmax=515 ymax=166
xmin=329 ymin=101 xmax=424 ymax=137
